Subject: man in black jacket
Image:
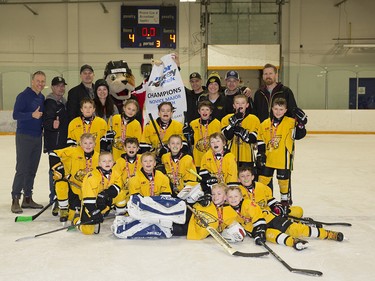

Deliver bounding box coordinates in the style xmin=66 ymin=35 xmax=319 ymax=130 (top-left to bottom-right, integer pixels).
xmin=253 ymin=64 xmax=297 ymax=122
xmin=43 ymin=76 xmax=69 ymax=213
xmin=66 ymin=64 xmax=95 ymax=121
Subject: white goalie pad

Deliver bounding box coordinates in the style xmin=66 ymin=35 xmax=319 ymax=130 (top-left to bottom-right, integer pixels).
xmin=221 ymin=222 xmax=246 ymax=243
xmin=111 ymin=216 xmax=173 ymax=239
xmin=177 ymin=183 xmax=204 ymax=204
xmin=127 ymin=195 xmax=187 ymax=224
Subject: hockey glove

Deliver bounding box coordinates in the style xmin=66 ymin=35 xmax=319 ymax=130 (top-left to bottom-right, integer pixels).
xmin=270 ymin=202 xmax=288 ymax=217
xmin=183 ymin=125 xmax=194 ymax=141
xmin=293 ymin=107 xmax=308 ymax=125
xmin=158 ymin=145 xmax=169 ymax=157
xmin=52 ymin=162 xmax=65 ymax=181
xmin=229 ymin=112 xmax=244 ymax=127
xmin=196 ymin=194 xmax=212 ymax=207
xmin=90 ymin=209 xmax=104 ymax=224
xmin=104 ymin=130 xmax=116 ymax=141
xmin=66 ymin=138 xmax=77 ymax=147
xmin=252 ymin=225 xmax=266 ymax=246
xmin=206 ymin=176 xmax=218 ymax=189
xmin=233 ymin=127 xmax=251 ymax=143
xmin=256 ymin=153 xmax=266 ymax=169
xmin=97 ymin=190 xmax=113 ymax=211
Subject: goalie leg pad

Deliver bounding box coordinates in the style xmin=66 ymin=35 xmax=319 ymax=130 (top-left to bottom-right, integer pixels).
xmin=127 ymin=195 xmax=187 ymax=224
xmin=111 ymin=216 xmax=173 ymax=239
xmin=221 ymin=222 xmax=246 ymax=243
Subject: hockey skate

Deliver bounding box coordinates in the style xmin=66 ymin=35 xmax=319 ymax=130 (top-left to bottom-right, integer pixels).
xmin=325 ymin=230 xmax=344 ymax=241
xmin=293 ymin=238 xmax=309 ymax=251
xmin=59 ymin=209 xmax=69 ymax=223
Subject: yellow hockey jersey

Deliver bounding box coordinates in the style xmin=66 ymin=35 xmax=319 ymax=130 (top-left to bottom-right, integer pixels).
xmin=200 ymin=150 xmax=238 ymax=184
xmin=128 ymin=169 xmax=172 ymax=196
xmin=161 ymin=152 xmax=198 ymax=193
xmin=53 ymin=146 xmax=99 ymax=195
xmin=257 ymin=116 xmax=296 ymax=169
xmin=232 ymin=198 xmax=266 ymax=233
xmin=190 ymin=118 xmax=221 ymax=168
xmin=141 ymin=119 xmax=185 ymax=150
xmin=109 ymin=114 xmax=142 ymax=161
xmin=187 ymin=203 xmax=238 ymax=240
xmin=68 ymin=116 xmax=107 ymax=153
xmin=221 ymin=113 xmax=260 ymax=163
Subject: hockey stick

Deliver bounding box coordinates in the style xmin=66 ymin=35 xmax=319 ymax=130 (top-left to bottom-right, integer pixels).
xmin=148 ymin=113 xmax=164 ymax=148
xmin=187 ymin=204 xmax=268 ymax=258
xmin=15 ymin=198 xmax=57 ymax=222
xmin=288 ymin=215 xmax=352 ymax=227
xmin=188 ymin=168 xmax=202 ymax=180
xmin=15 ymin=213 xmax=115 ymax=242
xmin=259 ymin=240 xmax=323 ymax=277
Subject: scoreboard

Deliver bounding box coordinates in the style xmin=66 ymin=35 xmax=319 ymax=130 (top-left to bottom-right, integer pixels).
xmin=121 ymin=6 xmax=177 ymax=49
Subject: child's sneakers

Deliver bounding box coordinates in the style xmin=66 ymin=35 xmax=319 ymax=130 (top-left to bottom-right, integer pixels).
xmin=325 ymin=230 xmax=344 ymax=242
xmin=293 ymin=238 xmax=309 ymax=251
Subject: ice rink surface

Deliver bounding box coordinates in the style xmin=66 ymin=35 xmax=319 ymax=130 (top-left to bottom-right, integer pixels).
xmin=0 ymin=134 xmax=374 ymax=281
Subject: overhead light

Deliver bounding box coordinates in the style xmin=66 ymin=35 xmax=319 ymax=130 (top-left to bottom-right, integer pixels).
xmin=343 ymin=44 xmax=375 ymax=48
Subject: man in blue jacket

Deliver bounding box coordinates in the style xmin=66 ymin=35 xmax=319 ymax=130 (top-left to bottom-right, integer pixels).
xmin=11 ymin=71 xmax=46 ymax=213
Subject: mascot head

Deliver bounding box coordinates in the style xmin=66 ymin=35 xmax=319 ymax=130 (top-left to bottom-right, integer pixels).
xmin=104 ymin=60 xmax=136 ymax=101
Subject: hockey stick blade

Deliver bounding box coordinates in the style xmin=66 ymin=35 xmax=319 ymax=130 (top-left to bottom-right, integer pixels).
xmin=15 ymin=213 xmax=115 ymax=242
xmin=260 ymin=240 xmax=323 ymax=277
xmin=289 ymin=216 xmax=352 ymax=227
xmin=15 ymin=199 xmax=57 ymax=222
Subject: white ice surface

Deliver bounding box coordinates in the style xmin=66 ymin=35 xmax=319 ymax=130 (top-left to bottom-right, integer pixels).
xmin=0 ymin=134 xmax=374 ymax=281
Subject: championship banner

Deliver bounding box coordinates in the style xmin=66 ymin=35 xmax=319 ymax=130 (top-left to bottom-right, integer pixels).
xmin=144 ymin=54 xmax=186 ymax=125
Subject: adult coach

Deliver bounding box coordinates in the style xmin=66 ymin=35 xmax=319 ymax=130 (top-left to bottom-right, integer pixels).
xmin=66 ymin=64 xmax=95 ymax=121
xmin=11 ymin=71 xmax=46 ymax=213
xmin=253 ymin=64 xmax=297 ymax=122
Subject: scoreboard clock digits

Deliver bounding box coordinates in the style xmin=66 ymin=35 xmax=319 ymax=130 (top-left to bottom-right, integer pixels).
xmin=121 ymin=6 xmax=177 ymax=49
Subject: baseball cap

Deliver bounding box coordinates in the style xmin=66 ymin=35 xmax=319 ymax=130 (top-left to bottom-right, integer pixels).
xmin=51 ymin=76 xmax=67 ymax=86
xmin=80 ymin=64 xmax=94 ymax=73
xmin=225 ymin=70 xmax=239 ymax=80
xmin=189 ymin=72 xmax=202 ymax=80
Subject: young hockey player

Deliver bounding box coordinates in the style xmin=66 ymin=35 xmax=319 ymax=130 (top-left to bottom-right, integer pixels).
xmin=226 ymin=185 xmax=307 ymax=250
xmin=199 ymin=132 xmax=238 ymax=194
xmin=67 ymin=97 xmax=107 ymax=153
xmin=128 ymin=152 xmax=172 ymax=196
xmin=112 ymin=137 xmax=142 ymax=202
xmin=49 ymin=133 xmax=99 ymax=222
xmin=140 ymin=101 xmax=187 ymax=161
xmin=256 ymin=97 xmax=307 ymax=206
xmin=187 ymin=183 xmax=239 ymax=240
xmin=185 ymin=101 xmax=221 ymax=172
xmin=161 ymin=134 xmax=198 ymax=195
xmin=226 ymin=186 xmax=267 ymax=245
xmin=237 ymin=166 xmax=303 ymax=218
xmin=78 ymin=151 xmax=126 ymax=235
xmin=221 ymin=94 xmax=260 ymax=168
xmin=102 ymin=99 xmax=142 ymax=161
xmin=235 ymin=167 xmax=344 ymax=246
